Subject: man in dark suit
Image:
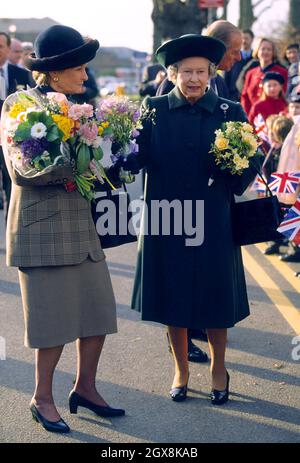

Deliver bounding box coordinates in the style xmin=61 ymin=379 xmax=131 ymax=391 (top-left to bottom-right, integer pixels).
xmin=224 ymin=29 xmax=254 ymax=101
xmin=0 ymin=32 xmax=33 ymax=221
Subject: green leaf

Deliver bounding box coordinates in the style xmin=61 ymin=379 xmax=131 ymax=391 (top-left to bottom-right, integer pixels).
xmin=26 ymin=111 xmax=43 ymax=124
xmin=92 ymin=146 xmax=104 ymax=161
xmin=76 ymin=143 xmax=91 ymax=174
xmin=13 ymin=121 xmax=32 ymax=141
xmin=46 ymin=125 xmax=61 ymax=142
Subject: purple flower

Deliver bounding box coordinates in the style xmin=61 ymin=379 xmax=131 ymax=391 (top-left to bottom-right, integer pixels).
xmin=129 ymin=140 xmax=139 ymax=154
xmin=131 ymin=129 xmax=140 ymax=138
xmin=133 ymin=110 xmax=140 ymax=122
xmin=21 ymin=138 xmax=50 ymax=159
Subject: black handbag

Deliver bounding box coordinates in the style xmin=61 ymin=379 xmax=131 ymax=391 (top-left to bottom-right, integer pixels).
xmin=232 ymin=169 xmax=284 ymax=246
xmin=91 ymin=183 xmax=138 ymax=249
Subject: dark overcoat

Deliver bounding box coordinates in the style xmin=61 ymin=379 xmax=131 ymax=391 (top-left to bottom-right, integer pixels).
xmin=131 ymin=87 xmax=261 ymax=329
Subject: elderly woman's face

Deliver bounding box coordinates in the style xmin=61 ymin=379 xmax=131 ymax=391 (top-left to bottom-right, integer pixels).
xmin=176 ymin=57 xmax=210 ymax=104
xmin=50 ymin=64 xmax=88 ymax=94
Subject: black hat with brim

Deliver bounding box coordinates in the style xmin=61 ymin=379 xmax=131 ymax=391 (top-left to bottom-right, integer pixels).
xmin=262 ymin=72 xmax=285 ymax=85
xmin=24 ymin=25 xmax=100 ymax=72
xmin=155 ymin=34 xmax=226 ymax=68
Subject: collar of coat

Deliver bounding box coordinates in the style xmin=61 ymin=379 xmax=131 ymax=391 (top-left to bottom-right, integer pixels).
xmin=168 ymin=86 xmax=218 ymax=113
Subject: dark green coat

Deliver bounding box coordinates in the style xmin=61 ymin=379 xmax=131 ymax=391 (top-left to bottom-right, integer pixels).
xmin=131 ymin=87 xmax=260 ymax=329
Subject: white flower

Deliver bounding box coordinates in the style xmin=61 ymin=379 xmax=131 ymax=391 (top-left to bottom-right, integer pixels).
xmin=92 ymin=136 xmax=103 ymax=148
xmin=31 ymin=122 xmax=47 ymax=139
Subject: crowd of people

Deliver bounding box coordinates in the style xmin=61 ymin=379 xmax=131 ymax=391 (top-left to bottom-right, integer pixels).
xmin=0 ymin=19 xmax=299 ymax=436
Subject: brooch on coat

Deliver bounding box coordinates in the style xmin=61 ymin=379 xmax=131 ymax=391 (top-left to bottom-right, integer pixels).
xmin=220 ymin=103 xmax=229 ymax=119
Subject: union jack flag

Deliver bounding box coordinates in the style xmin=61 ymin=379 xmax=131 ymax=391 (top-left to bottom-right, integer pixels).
xmin=250 ymin=174 xmax=268 ymax=193
xmin=277 ymin=199 xmax=300 ymax=245
xmin=268 ymin=172 xmax=300 ymax=194
xmin=254 ymin=113 xmax=269 ymax=143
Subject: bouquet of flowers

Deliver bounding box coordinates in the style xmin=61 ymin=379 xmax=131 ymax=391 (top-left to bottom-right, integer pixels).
xmin=5 ymin=92 xmax=70 ymax=176
xmin=4 ymin=91 xmax=114 ymax=200
xmin=209 ymin=121 xmax=259 ymax=185
xmin=96 ymin=95 xmax=142 ymax=183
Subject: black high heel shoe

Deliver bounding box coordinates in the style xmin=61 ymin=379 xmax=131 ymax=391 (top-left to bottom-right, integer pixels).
xmin=169 ymin=384 xmax=188 ymax=402
xmin=169 ymin=372 xmax=189 ymax=402
xmin=30 ymin=404 xmax=70 ymax=433
xmin=69 ymin=390 xmax=125 ymax=417
xmin=210 ymin=371 xmax=230 ymax=405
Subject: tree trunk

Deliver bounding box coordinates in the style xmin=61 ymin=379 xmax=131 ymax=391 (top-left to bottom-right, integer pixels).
xmin=289 ymin=0 xmax=300 ymax=38
xmin=238 ymin=0 xmax=255 ymax=30
xmin=221 ymin=0 xmax=229 ymax=19
xmin=152 ymin=0 xmax=208 ymax=56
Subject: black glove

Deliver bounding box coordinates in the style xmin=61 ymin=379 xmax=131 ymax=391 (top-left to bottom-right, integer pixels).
xmin=121 ymin=153 xmax=140 ymax=175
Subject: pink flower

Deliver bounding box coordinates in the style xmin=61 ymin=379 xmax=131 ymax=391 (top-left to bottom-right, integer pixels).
xmin=69 ymin=103 xmax=94 ymax=120
xmin=79 ymin=122 xmax=98 ymax=145
xmin=47 ymin=92 xmax=69 ymax=106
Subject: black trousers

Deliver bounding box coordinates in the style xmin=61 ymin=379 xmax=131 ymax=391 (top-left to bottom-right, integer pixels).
xmin=0 ymin=147 xmax=11 ymax=223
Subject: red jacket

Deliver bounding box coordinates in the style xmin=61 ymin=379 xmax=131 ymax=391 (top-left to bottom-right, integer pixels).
xmin=248 ymin=96 xmax=288 ymax=125
xmin=241 ymin=63 xmax=288 ymax=116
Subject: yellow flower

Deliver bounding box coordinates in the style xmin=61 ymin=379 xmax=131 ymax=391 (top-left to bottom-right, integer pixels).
xmin=98 ymin=126 xmax=104 ymax=135
xmin=101 ymin=121 xmax=110 ymax=129
xmin=242 ymin=132 xmax=258 ymax=150
xmin=215 ymin=137 xmax=229 ymax=150
xmin=9 ymin=103 xmax=27 ymax=118
xmin=241 ymin=123 xmax=253 ymax=133
xmin=233 ymin=154 xmax=249 ymax=170
xmin=51 ymin=114 xmax=74 ymax=141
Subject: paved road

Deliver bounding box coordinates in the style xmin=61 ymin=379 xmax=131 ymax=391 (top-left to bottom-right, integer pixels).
xmin=0 ymin=197 xmax=300 ymax=443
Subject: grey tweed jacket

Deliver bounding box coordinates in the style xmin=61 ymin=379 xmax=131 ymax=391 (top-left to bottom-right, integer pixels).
xmin=0 ymin=88 xmax=104 ymax=267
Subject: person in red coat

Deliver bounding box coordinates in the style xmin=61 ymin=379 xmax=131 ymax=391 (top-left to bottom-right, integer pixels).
xmin=248 ymin=72 xmax=288 ymax=125
xmin=241 ymin=38 xmax=288 ymax=115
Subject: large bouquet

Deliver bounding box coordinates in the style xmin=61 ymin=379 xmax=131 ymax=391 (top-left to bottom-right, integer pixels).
xmin=4 ymin=92 xmax=114 ymax=200
xmin=209 ymin=121 xmax=259 ymax=184
xmin=96 ymin=95 xmax=142 ymax=183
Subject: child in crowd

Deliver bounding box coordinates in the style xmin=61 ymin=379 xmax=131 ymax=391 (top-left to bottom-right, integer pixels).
xmin=249 ymin=72 xmax=288 ymax=125
xmin=263 ymin=116 xmax=295 ymax=255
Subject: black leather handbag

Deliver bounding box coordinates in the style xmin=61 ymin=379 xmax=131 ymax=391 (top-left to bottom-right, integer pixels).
xmin=232 ymin=170 xmax=284 ymax=246
xmin=91 ymin=183 xmax=138 ymax=249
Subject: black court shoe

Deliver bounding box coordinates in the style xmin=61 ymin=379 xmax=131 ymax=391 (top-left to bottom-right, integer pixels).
xmin=188 ymin=341 xmax=209 ymax=363
xmin=30 ymin=404 xmax=70 ymax=433
xmin=69 ymin=390 xmax=125 ymax=417
xmin=210 ymin=371 xmax=230 ymax=406
xmin=169 ymin=384 xmax=188 ymax=402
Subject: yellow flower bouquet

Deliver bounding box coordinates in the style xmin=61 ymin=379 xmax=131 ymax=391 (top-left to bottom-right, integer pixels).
xmin=209 ymin=121 xmax=259 ymax=180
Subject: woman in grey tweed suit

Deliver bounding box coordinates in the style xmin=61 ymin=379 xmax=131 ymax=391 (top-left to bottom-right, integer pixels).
xmin=0 ymin=25 xmax=125 ymax=433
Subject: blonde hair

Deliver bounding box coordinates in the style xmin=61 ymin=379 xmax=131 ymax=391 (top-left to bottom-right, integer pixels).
xmin=272 ymin=116 xmax=294 ymax=144
xmin=32 ymin=71 xmax=51 ymax=86
xmin=253 ymin=37 xmax=279 ymax=62
xmin=167 ymin=60 xmax=217 ymax=84
xmin=266 ymin=114 xmax=279 ymax=131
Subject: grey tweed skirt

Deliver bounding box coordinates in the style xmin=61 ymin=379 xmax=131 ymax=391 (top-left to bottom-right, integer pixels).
xmin=18 ymin=257 xmax=117 ymax=348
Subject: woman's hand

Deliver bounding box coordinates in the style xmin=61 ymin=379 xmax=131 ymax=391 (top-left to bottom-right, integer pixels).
xmin=120 ymin=153 xmax=140 ymax=174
